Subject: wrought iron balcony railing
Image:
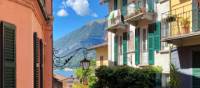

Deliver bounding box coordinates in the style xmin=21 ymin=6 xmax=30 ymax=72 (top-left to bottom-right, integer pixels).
xmin=107 ymin=9 xmax=126 ymax=31
xmin=125 ymin=0 xmax=155 ymax=23
xmin=161 ymin=4 xmax=200 ymax=41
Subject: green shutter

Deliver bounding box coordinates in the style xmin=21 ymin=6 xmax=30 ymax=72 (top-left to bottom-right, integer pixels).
xmin=148 ymin=23 xmax=155 ymax=65
xmin=0 ymin=22 xmax=16 ymax=88
xmin=121 ymin=0 xmax=127 ymax=16
xmin=114 ymin=0 xmax=118 ymax=10
xmin=154 ymin=21 xmax=161 ymax=51
xmin=147 ymin=0 xmax=154 ymax=12
xmin=192 ymin=0 xmax=200 ymax=32
xmin=34 ymin=32 xmax=39 ymax=88
xmin=123 ymin=32 xmax=128 ymax=65
xmin=114 ymin=35 xmax=118 ymax=65
xmin=135 ymin=28 xmax=140 ymax=65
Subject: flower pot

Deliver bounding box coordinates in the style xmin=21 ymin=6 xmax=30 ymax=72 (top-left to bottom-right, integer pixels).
xmin=182 ymin=26 xmax=190 ymax=34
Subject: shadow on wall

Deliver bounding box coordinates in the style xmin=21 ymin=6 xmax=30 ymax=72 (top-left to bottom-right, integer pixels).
xmin=171 ymin=46 xmax=200 ymax=88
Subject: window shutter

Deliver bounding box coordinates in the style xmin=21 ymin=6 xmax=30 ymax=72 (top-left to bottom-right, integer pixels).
xmin=135 ymin=28 xmax=140 ymax=65
xmin=155 ymin=21 xmax=161 ymax=51
xmin=114 ymin=35 xmax=118 ymax=65
xmin=121 ymin=0 xmax=127 ymax=16
xmin=114 ymin=0 xmax=118 ymax=10
xmin=34 ymin=32 xmax=39 ymax=88
xmin=39 ymin=39 xmax=43 ymax=88
xmin=0 ymin=22 xmax=3 ymax=88
xmin=147 ymin=0 xmax=154 ymax=12
xmin=148 ymin=23 xmax=155 ymax=65
xmin=0 ymin=22 xmax=16 ymax=88
xmin=123 ymin=32 xmax=128 ymax=65
xmin=192 ymin=0 xmax=200 ymax=32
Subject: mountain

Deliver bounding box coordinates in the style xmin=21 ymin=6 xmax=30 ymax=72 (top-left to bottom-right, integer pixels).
xmin=54 ymin=19 xmax=107 ymax=68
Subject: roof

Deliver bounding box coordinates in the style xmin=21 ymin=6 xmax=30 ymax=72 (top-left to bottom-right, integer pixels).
xmin=88 ymin=42 xmax=108 ymax=50
xmin=54 ymin=69 xmax=74 ymax=78
xmin=53 ymin=74 xmax=67 ymax=81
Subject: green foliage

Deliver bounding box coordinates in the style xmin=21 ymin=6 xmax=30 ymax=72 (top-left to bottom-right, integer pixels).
xmin=73 ymin=59 xmax=97 ymax=88
xmin=169 ymin=64 xmax=180 ymax=88
xmin=94 ymin=66 xmax=162 ymax=88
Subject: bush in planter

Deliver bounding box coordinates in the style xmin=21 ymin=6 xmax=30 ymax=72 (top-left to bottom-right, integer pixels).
xmin=94 ymin=66 xmax=162 ymax=88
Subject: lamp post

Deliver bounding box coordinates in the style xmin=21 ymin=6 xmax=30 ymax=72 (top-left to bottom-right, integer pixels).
xmin=80 ymin=58 xmax=90 ymax=70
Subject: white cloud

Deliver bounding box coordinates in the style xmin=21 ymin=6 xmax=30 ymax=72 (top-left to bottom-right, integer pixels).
xmin=63 ymin=0 xmax=90 ymax=16
xmin=57 ymin=8 xmax=68 ymax=17
xmin=91 ymin=13 xmax=98 ymax=18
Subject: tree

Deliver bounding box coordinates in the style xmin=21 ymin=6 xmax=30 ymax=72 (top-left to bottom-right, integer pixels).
xmin=73 ymin=59 xmax=97 ymax=88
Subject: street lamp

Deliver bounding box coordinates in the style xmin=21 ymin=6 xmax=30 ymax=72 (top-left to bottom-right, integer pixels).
xmin=80 ymin=58 xmax=90 ymax=70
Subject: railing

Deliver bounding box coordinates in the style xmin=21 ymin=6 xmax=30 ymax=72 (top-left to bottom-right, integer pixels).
xmin=161 ymin=4 xmax=200 ymax=39
xmin=107 ymin=9 xmax=124 ymax=29
xmin=126 ymin=0 xmax=154 ymax=21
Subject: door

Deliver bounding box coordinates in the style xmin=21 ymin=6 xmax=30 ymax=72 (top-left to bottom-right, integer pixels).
xmin=140 ymin=28 xmax=148 ymax=65
xmin=192 ymin=51 xmax=200 ymax=88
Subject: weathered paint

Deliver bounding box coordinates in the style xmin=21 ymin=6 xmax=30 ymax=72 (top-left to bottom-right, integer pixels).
xmin=0 ymin=0 xmax=53 ymax=88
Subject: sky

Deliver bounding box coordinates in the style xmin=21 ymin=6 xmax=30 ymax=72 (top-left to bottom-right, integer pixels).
xmin=53 ymin=0 xmax=108 ymax=40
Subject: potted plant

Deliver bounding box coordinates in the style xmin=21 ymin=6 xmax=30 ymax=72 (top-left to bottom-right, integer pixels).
xmin=181 ymin=17 xmax=190 ymax=34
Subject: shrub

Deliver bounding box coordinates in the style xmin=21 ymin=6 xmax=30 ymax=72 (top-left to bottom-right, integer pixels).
xmin=94 ymin=66 xmax=162 ymax=88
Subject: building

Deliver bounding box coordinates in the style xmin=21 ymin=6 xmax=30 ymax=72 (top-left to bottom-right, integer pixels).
xmin=100 ymin=0 xmax=170 ymax=87
xmin=161 ymin=0 xmax=200 ymax=88
xmin=0 ymin=0 xmax=53 ymax=88
xmin=53 ymin=69 xmax=75 ymax=88
xmin=88 ymin=42 xmax=108 ymax=67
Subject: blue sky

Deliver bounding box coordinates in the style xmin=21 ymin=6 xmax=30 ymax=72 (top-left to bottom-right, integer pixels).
xmin=53 ymin=0 xmax=108 ymax=40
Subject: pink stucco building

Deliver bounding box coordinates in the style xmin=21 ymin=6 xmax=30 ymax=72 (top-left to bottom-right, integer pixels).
xmin=0 ymin=0 xmax=53 ymax=88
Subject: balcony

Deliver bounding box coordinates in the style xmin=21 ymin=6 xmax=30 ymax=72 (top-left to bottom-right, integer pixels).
xmin=161 ymin=4 xmax=200 ymax=46
xmin=125 ymin=0 xmax=155 ymax=25
xmin=107 ymin=9 xmax=127 ymax=32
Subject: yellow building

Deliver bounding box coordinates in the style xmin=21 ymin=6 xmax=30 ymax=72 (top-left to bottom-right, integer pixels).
xmin=89 ymin=42 xmax=108 ymax=67
xmin=161 ymin=0 xmax=200 ymax=88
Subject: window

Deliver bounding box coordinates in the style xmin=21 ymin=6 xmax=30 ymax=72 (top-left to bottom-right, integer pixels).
xmin=119 ymin=36 xmax=123 ymax=55
xmin=161 ymin=21 xmax=169 ymax=50
xmin=142 ymin=29 xmax=147 ymax=52
xmin=100 ymin=56 xmax=104 ymax=66
xmin=0 ymin=21 xmax=16 ymax=88
xmin=114 ymin=0 xmax=118 ymax=10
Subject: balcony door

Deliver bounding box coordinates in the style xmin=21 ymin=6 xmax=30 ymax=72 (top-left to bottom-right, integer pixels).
xmin=140 ymin=28 xmax=148 ymax=65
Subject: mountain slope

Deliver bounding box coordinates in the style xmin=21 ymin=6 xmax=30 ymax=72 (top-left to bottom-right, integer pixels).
xmin=54 ymin=19 xmax=107 ymax=68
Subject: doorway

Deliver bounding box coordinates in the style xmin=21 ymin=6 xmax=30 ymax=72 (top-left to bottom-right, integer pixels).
xmin=192 ymin=51 xmax=200 ymax=88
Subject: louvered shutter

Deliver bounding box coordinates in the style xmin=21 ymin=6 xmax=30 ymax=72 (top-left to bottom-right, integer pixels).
xmin=34 ymin=32 xmax=39 ymax=88
xmin=0 ymin=22 xmax=3 ymax=88
xmin=121 ymin=0 xmax=127 ymax=16
xmin=154 ymin=21 xmax=161 ymax=51
xmin=39 ymin=40 xmax=43 ymax=88
xmin=148 ymin=23 xmax=155 ymax=65
xmin=123 ymin=32 xmax=128 ymax=65
xmin=114 ymin=35 xmax=118 ymax=65
xmin=135 ymin=28 xmax=140 ymax=65
xmin=0 ymin=22 xmax=16 ymax=88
